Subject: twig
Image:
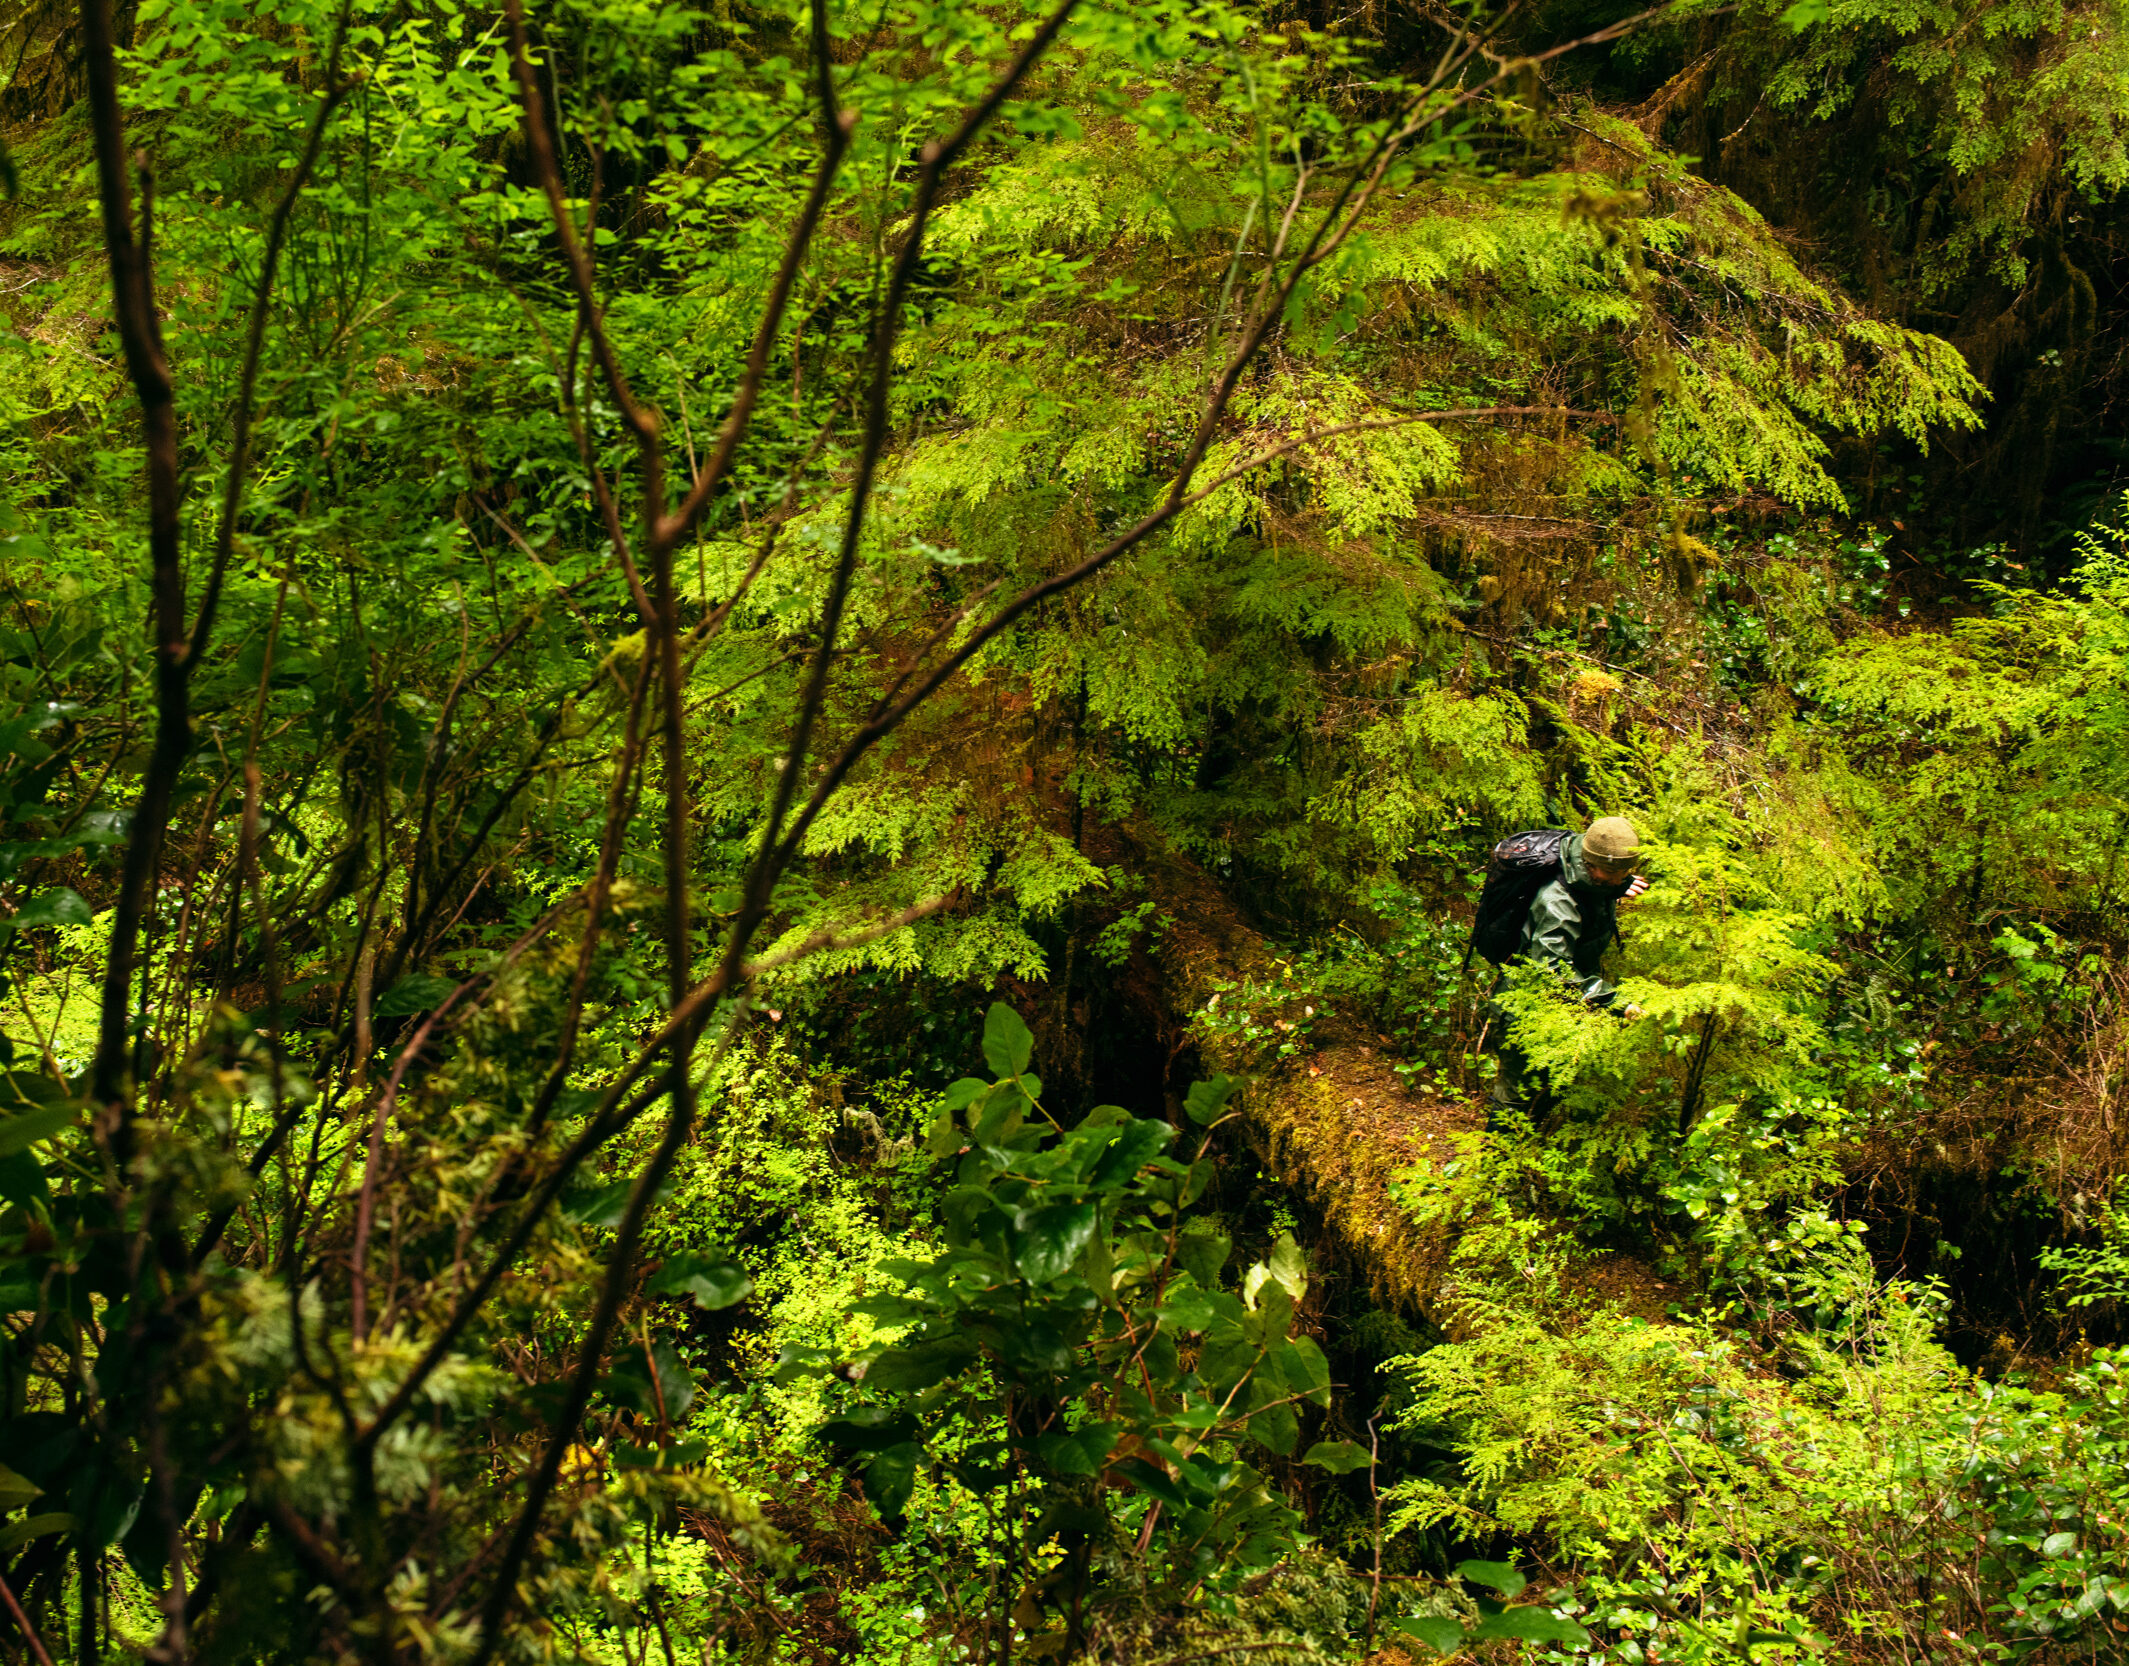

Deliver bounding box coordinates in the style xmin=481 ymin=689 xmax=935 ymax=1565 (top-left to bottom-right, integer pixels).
xmin=0 ymin=1571 xmax=54 ymax=1666
xmin=82 ymin=0 xmax=187 ymax=1141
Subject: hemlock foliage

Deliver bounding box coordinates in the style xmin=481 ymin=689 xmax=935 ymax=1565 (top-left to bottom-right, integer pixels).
xmin=3 ymin=0 xmax=2129 ymax=1662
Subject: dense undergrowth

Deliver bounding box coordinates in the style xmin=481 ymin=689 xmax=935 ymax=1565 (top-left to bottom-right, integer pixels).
xmin=5 ymin=0 xmax=2129 ymax=1660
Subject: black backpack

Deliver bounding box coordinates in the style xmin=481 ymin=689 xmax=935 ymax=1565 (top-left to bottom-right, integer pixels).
xmin=1465 ymin=828 xmax=1570 ymax=969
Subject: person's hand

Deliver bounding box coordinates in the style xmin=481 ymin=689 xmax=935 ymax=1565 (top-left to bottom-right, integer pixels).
xmin=1622 ymin=875 xmax=1650 ymax=902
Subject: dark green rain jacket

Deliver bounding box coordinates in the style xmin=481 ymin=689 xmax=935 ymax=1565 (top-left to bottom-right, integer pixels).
xmin=1519 ymin=832 xmax=1629 ymax=1006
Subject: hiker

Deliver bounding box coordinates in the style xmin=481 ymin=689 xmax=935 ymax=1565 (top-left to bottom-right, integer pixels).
xmin=1470 ymin=815 xmax=1650 ymax=1123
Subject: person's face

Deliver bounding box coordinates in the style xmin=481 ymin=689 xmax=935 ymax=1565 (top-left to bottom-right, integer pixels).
xmin=1588 ymin=858 xmax=1636 ymax=889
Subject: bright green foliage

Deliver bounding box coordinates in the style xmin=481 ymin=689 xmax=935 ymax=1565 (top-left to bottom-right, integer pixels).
xmin=1487 ymin=782 xmax=1841 ymax=1230
xmin=2041 ymin=1200 xmax=2129 ymax=1312
xmin=1389 ymin=1235 xmax=2129 ymax=1662
xmin=790 ymin=1008 xmax=1328 ymax=1649
xmin=734 ymin=62 xmax=1983 ymax=939
xmin=1 ymin=0 xmax=2124 ymax=1659
xmin=1814 ymin=497 xmax=2129 ymax=917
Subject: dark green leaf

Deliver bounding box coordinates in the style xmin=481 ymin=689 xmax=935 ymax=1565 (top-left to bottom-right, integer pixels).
xmin=0 ymin=1513 xmax=71 ymax=1555
xmin=924 ymin=1104 xmax=961 ymax=1159
xmin=0 ymin=1104 xmax=78 ymax=1158
xmin=948 ymin=1439 xmax=1013 ymax=1495
xmin=1301 ymin=1439 xmax=1371 ymax=1475
xmin=1246 ymin=1399 xmax=1299 ymax=1456
xmin=71 ymin=810 xmax=130 ymax=847
xmin=1013 ymin=1200 xmax=1097 ymax=1284
xmin=1456 ymin=1559 xmax=1528 ymax=1599
xmin=1175 ymin=1230 xmax=1230 ymax=1290
xmin=1086 ymin=1117 xmax=1171 ymax=1187
xmin=1117 ymin=1457 xmax=1189 ymax=1512
xmin=818 ymin=1407 xmax=919 ymax=1454
xmin=648 ymin=1254 xmax=752 ymax=1311
xmin=1277 ymin=1337 xmax=1332 ymax=1405
xmin=1158 ymin=1282 xmax=1220 ymax=1333
xmin=982 ymin=1002 xmax=1034 ymax=1078
xmin=1182 ymin=1075 xmax=1235 ymax=1125
xmin=2 ymin=888 xmax=90 ymax=933
xmin=0 ymin=1462 xmax=40 ymax=1511
xmin=1469 ymin=1606 xmax=1588 ymax=1645
xmin=862 ymin=1442 xmax=922 ymax=1517
xmin=0 ymin=1070 xmax=70 ymax=1109
xmin=862 ymin=1337 xmax=977 ymax=1394
xmin=0 ymin=1147 xmax=47 ymax=1208
xmin=972 ymin=1080 xmax=1026 ymax=1143
xmin=645 ymin=1340 xmax=695 ymax=1423
xmin=373 ymin=974 xmax=458 ymax=1018
xmin=940 ymin=1077 xmax=989 ymax=1111
xmin=612 ymin=1439 xmax=710 ymax=1470
xmin=1394 ymin=1617 xmax=1466 ymax=1655
xmin=1035 ymin=1432 xmax=1101 ymax=1477
xmin=562 ymin=1171 xmax=675 ymax=1228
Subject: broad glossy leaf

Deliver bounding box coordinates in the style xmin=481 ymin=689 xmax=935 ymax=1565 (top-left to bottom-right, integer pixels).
xmin=612 ymin=1438 xmax=710 ymax=1470
xmin=1180 ymin=1454 xmax=1242 ymax=1498
xmin=1455 ymin=1559 xmax=1527 ymax=1599
xmin=1246 ymin=1398 xmax=1299 ymax=1456
xmin=1035 ymin=1432 xmax=1101 ymax=1477
xmin=0 ymin=1462 xmax=40 ymax=1510
xmin=972 ymin=1079 xmax=1027 ymax=1143
xmin=817 ymin=1407 xmax=919 ymax=1453
xmin=1158 ymin=1280 xmax=1220 ymax=1333
xmin=0 ymin=1512 xmax=71 ymax=1555
xmin=949 ymin=1438 xmax=1013 ymax=1495
xmin=0 ymin=1103 xmax=77 ymax=1157
xmin=1117 ymin=1457 xmax=1189 ymax=1512
xmin=1013 ymin=1200 xmax=1097 ymax=1284
xmin=925 ymin=1103 xmax=962 ymax=1159
xmin=2 ymin=888 xmax=90 ymax=932
xmin=862 ymin=1442 xmax=922 ymax=1518
xmin=647 ymin=1254 xmax=752 ymax=1311
xmin=1182 ymin=1075 xmax=1235 ymax=1125
xmin=1175 ymin=1230 xmax=1230 ymax=1290
xmin=1469 ymin=1606 xmax=1589 ymax=1645
xmin=0 ymin=1070 xmax=70 ymax=1108
xmin=637 ymin=1341 xmax=696 ymax=1424
xmin=561 ymin=1171 xmax=675 ymax=1228
xmin=862 ymin=1337 xmax=977 ymax=1394
xmin=1394 ymin=1616 xmax=1465 ymax=1655
xmin=941 ymin=1077 xmax=989 ymax=1111
xmin=1085 ymin=1117 xmax=1171 ymax=1188
xmin=1267 ymin=1232 xmax=1306 ymax=1298
xmin=982 ymin=1002 xmax=1034 ymax=1079
xmin=1278 ymin=1337 xmax=1332 ymax=1405
xmin=69 ymin=1463 xmax=139 ymax=1552
xmin=1301 ymin=1439 xmax=1371 ymax=1474
xmin=373 ymin=973 xmax=458 ymax=1018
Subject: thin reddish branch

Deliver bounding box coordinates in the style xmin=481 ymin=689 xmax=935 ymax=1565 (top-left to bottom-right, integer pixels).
xmin=190 ymin=36 xmax=353 ymax=663
xmin=713 ymin=0 xmax=1084 ymax=1006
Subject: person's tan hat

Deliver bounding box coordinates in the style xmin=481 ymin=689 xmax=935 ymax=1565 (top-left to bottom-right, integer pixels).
xmin=1584 ymin=816 xmax=1641 ymax=864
